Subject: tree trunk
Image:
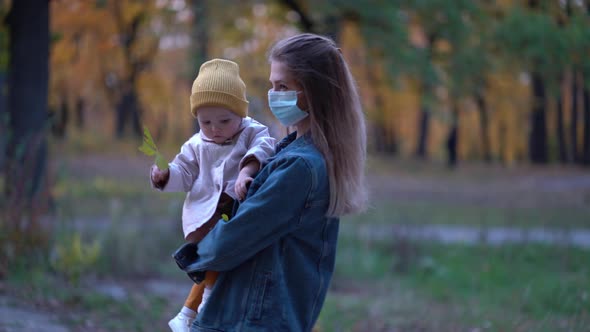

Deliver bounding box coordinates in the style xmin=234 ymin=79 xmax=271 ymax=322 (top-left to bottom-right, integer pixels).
xmin=581 ymin=0 xmax=590 ymax=165
xmin=415 ymin=106 xmax=430 ymax=159
xmin=474 ymin=90 xmax=492 ymax=163
xmin=0 ymin=72 xmax=6 ymax=170
xmin=529 ymin=72 xmax=548 ymax=163
xmin=446 ymin=103 xmax=459 ymax=168
xmin=190 ymin=0 xmax=208 ymax=132
xmin=583 ymin=84 xmax=590 ymax=165
xmin=415 ymin=32 xmax=437 ymax=160
xmin=377 ymin=102 xmax=398 ymax=155
xmin=115 ymin=88 xmax=142 ymax=138
xmin=111 ymin=3 xmax=155 ymax=140
xmin=5 ymin=0 xmax=50 ymax=223
xmin=50 ymin=98 xmax=68 ymax=139
xmin=571 ymin=71 xmax=580 ymax=163
xmin=280 ymin=0 xmax=315 ymax=33
xmin=75 ymin=97 xmax=85 ymax=129
xmin=556 ymin=73 xmax=568 ymax=163
xmin=415 ymin=80 xmax=432 ymax=159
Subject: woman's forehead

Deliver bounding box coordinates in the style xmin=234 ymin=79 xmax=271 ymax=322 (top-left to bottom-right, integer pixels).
xmin=269 ymin=61 xmax=293 ymax=83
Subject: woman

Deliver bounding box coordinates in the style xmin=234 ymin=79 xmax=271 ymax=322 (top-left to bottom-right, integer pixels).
xmin=182 ymin=33 xmax=367 ymax=332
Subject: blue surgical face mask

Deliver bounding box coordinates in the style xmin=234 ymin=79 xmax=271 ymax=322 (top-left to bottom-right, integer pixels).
xmin=267 ymin=89 xmax=309 ymax=127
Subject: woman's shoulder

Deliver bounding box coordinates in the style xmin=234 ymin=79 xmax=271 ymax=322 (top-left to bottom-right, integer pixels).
xmin=271 ymin=137 xmax=325 ymax=172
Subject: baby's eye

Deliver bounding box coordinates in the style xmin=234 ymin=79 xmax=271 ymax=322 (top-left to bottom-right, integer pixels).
xmin=221 ymin=119 xmax=230 ymax=124
xmin=201 ymin=121 xmax=210 ymax=125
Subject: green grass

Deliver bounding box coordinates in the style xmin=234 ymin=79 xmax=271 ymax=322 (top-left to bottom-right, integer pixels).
xmin=53 ymin=175 xmax=185 ymax=219
xmin=4 ymin=150 xmax=590 ymax=331
xmin=321 ymin=223 xmax=590 ymax=331
xmin=7 ymin=260 xmax=173 ymax=331
xmin=4 ymin=222 xmax=183 ymax=331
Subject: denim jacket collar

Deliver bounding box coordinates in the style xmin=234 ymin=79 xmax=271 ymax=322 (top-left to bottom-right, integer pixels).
xmin=275 ymin=131 xmax=313 ymax=154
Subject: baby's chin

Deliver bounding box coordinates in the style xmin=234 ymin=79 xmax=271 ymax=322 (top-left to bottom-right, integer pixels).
xmin=213 ymin=137 xmax=230 ymax=144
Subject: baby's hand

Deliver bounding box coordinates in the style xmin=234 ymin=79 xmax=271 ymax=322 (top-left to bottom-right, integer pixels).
xmin=234 ymin=174 xmax=253 ymax=201
xmin=151 ymin=165 xmax=170 ymax=187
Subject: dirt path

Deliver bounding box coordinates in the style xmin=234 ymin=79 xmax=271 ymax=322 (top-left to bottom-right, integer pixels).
xmin=368 ymin=165 xmax=590 ymax=209
xmin=0 ymin=295 xmax=69 ymax=332
xmin=0 ymin=278 xmax=190 ymax=332
xmin=58 ymin=154 xmax=590 ymax=210
xmin=359 ymin=224 xmax=590 ymax=248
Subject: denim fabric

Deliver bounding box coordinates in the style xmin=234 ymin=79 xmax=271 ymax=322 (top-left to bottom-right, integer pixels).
xmin=185 ymin=132 xmax=339 ymax=332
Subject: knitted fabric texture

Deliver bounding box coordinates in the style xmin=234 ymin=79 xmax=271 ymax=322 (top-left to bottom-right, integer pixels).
xmin=190 ymin=59 xmax=249 ymax=118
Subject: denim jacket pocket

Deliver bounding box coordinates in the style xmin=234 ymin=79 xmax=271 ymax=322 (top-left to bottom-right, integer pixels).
xmin=248 ymin=271 xmax=272 ymax=321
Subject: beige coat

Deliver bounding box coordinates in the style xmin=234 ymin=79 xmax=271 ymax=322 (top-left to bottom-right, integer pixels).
xmin=158 ymin=117 xmax=275 ymax=238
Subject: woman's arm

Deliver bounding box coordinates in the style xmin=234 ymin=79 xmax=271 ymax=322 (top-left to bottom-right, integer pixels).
xmin=185 ymin=156 xmax=313 ymax=273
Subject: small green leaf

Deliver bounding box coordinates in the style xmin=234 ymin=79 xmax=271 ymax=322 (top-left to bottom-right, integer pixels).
xmin=155 ymin=153 xmax=168 ymax=170
xmin=139 ymin=126 xmax=168 ymax=170
xmin=221 ymin=214 xmax=229 ymax=222
xmin=138 ymin=142 xmax=156 ymax=156
xmin=142 ymin=126 xmax=157 ymax=150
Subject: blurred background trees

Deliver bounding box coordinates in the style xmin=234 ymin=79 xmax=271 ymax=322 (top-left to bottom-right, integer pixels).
xmin=1 ymin=0 xmax=590 ymax=261
xmin=2 ymin=0 xmax=589 ymax=167
xmin=0 ymin=2 xmax=589 ymax=329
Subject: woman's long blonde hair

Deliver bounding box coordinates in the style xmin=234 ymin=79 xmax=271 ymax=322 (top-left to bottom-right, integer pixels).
xmin=268 ymin=33 xmax=368 ymax=217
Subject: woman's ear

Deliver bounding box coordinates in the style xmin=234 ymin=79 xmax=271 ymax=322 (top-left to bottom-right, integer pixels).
xmin=297 ymin=90 xmax=309 ymax=112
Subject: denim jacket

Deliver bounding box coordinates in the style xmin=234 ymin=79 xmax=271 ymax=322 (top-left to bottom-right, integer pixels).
xmin=185 ymin=132 xmax=339 ymax=332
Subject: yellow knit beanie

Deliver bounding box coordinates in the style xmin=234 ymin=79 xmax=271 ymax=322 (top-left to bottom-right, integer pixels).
xmin=190 ymin=58 xmax=249 ymax=118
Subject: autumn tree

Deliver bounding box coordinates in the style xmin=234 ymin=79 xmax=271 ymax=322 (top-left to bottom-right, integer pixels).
xmin=107 ymin=0 xmax=160 ymax=138
xmin=3 ymin=0 xmax=51 ymax=255
xmin=495 ymin=2 xmax=567 ymax=164
xmin=570 ymin=1 xmax=590 ymax=165
xmin=187 ymin=0 xmax=209 ymax=131
xmin=0 ymin=1 xmax=8 ymax=171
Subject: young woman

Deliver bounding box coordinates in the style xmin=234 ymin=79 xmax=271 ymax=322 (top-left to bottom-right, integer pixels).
xmin=181 ymin=33 xmax=367 ymax=332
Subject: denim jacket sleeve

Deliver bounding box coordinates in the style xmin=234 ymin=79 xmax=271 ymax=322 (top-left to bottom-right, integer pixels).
xmin=185 ymin=155 xmax=312 ymax=272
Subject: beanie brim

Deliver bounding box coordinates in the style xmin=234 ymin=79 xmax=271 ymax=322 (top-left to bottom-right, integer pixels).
xmin=190 ymin=91 xmax=249 ymax=118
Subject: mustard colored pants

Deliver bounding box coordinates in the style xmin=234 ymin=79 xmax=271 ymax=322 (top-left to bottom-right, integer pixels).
xmin=184 ymin=271 xmax=219 ymax=310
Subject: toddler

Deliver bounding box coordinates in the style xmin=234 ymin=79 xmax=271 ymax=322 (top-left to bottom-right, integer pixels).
xmin=150 ymin=58 xmax=275 ymax=332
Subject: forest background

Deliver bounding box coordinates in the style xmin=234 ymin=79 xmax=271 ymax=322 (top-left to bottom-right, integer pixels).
xmin=1 ymin=0 xmax=589 ymax=331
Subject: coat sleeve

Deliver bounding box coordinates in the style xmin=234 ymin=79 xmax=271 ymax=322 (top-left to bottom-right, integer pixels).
xmin=239 ymin=124 xmax=276 ymax=170
xmin=160 ymin=136 xmax=200 ymax=192
xmin=185 ymin=156 xmax=312 ymax=272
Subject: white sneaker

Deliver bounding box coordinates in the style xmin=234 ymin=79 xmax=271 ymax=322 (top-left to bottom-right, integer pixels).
xmin=168 ymin=312 xmax=194 ymax=332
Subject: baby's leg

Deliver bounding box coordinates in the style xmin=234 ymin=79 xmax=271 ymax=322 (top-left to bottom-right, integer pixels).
xmin=184 ymin=282 xmax=206 ymax=311
xmin=197 ymin=271 xmax=219 ymax=313
xmin=168 ymin=283 xmax=201 ymax=331
xmin=204 ymin=270 xmax=219 ymax=288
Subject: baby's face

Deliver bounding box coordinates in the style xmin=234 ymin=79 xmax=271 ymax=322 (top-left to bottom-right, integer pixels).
xmin=197 ymin=107 xmax=242 ymax=144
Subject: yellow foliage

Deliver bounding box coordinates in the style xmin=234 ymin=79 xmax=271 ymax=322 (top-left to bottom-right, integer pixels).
xmin=51 ymin=232 xmax=101 ymax=285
